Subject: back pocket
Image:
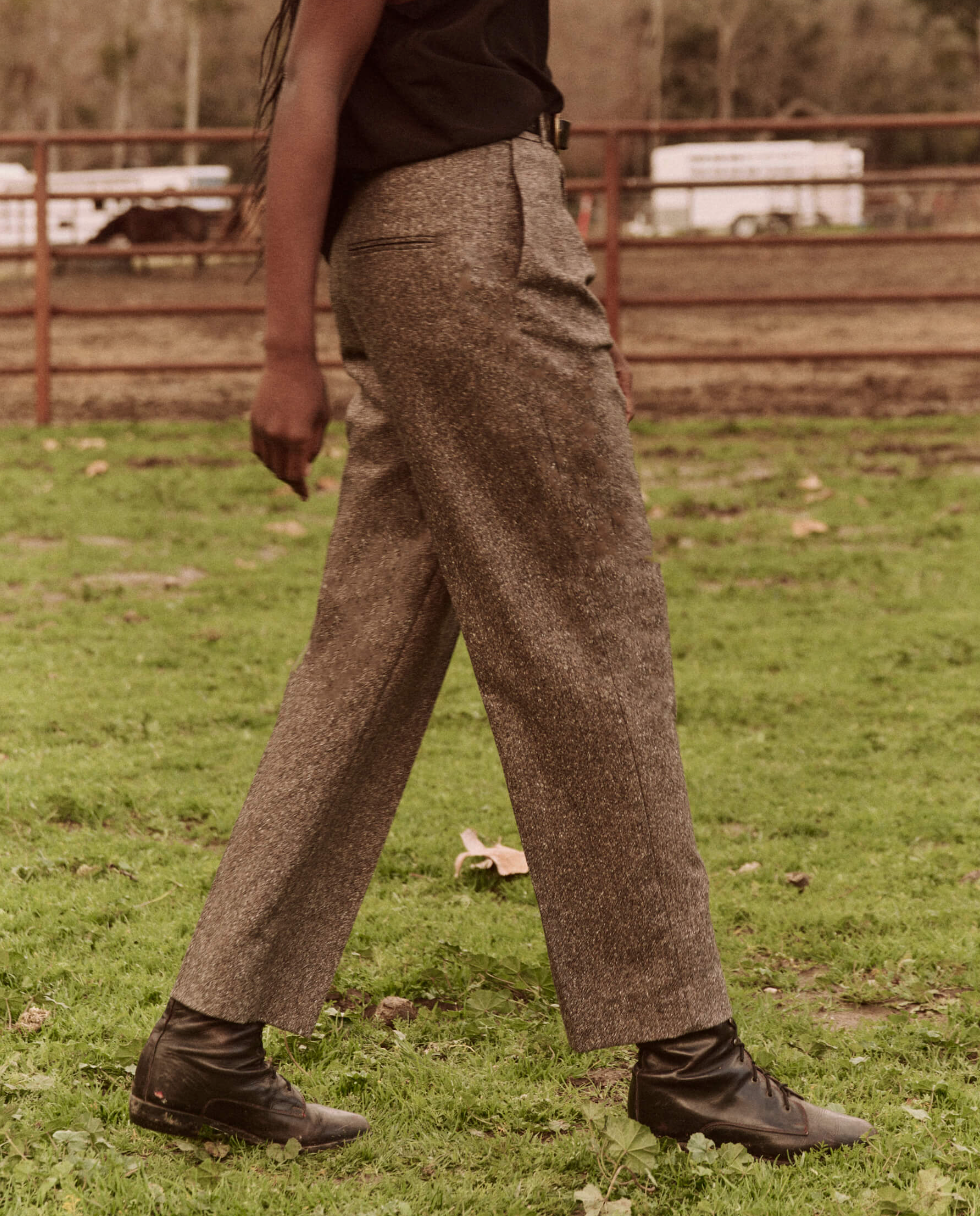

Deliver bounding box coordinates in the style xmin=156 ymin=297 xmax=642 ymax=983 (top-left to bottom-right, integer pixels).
xmin=347 ymin=234 xmax=443 ymax=255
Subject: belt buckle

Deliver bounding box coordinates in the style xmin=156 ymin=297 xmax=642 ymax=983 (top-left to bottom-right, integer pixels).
xmin=547 ymin=113 xmax=571 ymax=152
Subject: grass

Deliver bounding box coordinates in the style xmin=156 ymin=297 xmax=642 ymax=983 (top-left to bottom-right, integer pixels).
xmin=1 ymin=413 xmax=980 ymax=1215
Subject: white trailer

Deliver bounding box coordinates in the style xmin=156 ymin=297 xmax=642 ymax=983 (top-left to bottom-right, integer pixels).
xmin=648 ymin=140 xmax=864 ymax=237
xmin=0 ymin=163 xmax=231 ymax=248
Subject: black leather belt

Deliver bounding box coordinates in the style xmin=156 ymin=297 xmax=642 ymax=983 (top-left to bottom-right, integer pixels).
xmin=525 ymin=112 xmax=571 ymax=151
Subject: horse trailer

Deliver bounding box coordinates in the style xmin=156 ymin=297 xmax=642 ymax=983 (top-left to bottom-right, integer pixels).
xmin=644 ymin=140 xmax=864 ymax=237
xmin=0 ymin=163 xmax=231 ymax=248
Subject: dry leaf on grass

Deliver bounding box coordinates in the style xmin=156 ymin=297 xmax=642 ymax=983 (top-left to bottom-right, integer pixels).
xmin=732 ymin=861 xmax=761 ymax=874
xmin=791 ymin=517 xmax=828 ymax=538
xmin=265 ymin=520 xmax=307 ymax=538
xmin=75 ymin=864 xmax=101 ymax=877
xmin=454 ymin=829 xmax=528 ymax=877
xmin=74 ymin=437 xmax=106 ymax=451
xmin=805 ymin=488 xmax=834 ymax=504
xmin=959 ymin=869 xmax=980 ymax=885
xmin=797 ymin=474 xmax=823 ymax=491
xmin=41 ymin=438 xmax=60 ymax=452
xmin=316 ymin=477 xmax=340 ymax=494
xmin=785 ymin=871 xmax=812 ymax=890
xmin=84 ymin=460 xmax=109 ymax=478
xmin=14 ymin=1006 xmax=51 ymax=1033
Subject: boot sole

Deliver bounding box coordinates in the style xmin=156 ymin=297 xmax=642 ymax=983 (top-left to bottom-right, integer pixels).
xmin=129 ymin=1094 xmax=365 ymax=1153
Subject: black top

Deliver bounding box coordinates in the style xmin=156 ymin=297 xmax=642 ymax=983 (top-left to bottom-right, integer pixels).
xmin=324 ymin=0 xmax=563 ymax=253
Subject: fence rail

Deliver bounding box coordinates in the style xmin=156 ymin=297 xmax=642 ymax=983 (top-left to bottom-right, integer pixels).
xmin=4 ymin=114 xmax=980 ymax=423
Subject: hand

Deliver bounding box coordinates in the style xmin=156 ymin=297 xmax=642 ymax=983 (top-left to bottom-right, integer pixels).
xmin=610 ymin=341 xmax=635 ymax=422
xmin=250 ymin=350 xmax=330 ymax=500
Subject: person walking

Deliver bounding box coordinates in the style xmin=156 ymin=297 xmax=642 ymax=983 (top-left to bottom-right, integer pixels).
xmin=130 ymin=0 xmax=874 ymax=1161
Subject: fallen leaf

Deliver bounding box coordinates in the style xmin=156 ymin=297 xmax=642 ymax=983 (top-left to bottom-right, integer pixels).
xmin=265 ymin=520 xmax=307 ymax=538
xmin=466 ymin=988 xmax=514 ymax=1017
xmin=959 ymin=870 xmax=980 ymax=885
xmin=75 ymin=864 xmax=101 ymax=877
xmin=272 ymin=485 xmax=294 ymax=497
xmin=763 ymin=986 xmax=780 ymax=994
xmin=791 ymin=517 xmax=828 ymax=538
xmin=904 ymin=1105 xmax=929 ymax=1121
xmin=854 ymin=495 xmax=870 ymax=507
xmin=785 ymin=871 xmax=811 ymax=890
xmin=84 ymin=460 xmax=109 ymax=477
xmin=203 ymin=1141 xmax=229 ymax=1160
xmin=735 ymin=861 xmax=761 ymax=874
xmin=805 ymin=488 xmax=834 ymax=503
xmin=947 ymin=503 xmax=964 ymax=515
xmin=454 ymin=828 xmax=528 ymax=878
xmin=74 ymin=437 xmax=106 ymax=450
xmin=122 ymin=611 xmax=146 ymax=624
xmin=574 ymin=1184 xmax=632 ymax=1216
xmin=0 ymin=754 xmax=7 ymax=763
xmin=14 ymin=1006 xmax=51 ymax=1033
xmin=3 ymin=1071 xmax=56 ymax=1092
xmin=315 ymin=476 xmax=340 ymax=494
xmin=646 ymin=505 xmax=665 ymax=520
xmin=374 ymin=996 xmax=418 ymax=1025
xmin=234 ymin=558 xmax=257 ymax=570
xmin=41 ymin=437 xmax=60 ymax=452
xmin=798 ymin=474 xmax=823 ymax=491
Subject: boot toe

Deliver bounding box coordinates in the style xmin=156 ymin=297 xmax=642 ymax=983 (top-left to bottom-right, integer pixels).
xmin=803 ymin=1102 xmax=876 ymax=1150
xmin=301 ymin=1103 xmax=370 ymax=1150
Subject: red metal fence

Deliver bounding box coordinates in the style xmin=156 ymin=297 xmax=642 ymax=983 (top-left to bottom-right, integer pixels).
xmin=5 ymin=114 xmax=980 ymax=424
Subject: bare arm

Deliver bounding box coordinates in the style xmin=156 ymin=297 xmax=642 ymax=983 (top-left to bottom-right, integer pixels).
xmin=610 ymin=341 xmax=634 ymax=422
xmin=251 ymin=0 xmax=388 ymax=499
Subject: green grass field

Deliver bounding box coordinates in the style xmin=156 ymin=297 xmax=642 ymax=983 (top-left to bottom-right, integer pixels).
xmin=2 ymin=414 xmax=980 ymax=1215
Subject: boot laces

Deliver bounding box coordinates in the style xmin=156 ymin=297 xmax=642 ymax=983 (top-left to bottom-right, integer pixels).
xmin=732 ymin=1026 xmax=797 ymax=1112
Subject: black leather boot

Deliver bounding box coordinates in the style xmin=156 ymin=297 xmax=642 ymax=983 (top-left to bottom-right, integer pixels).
xmin=628 ymin=1019 xmax=874 ymax=1161
xmin=129 ymin=999 xmax=368 ymax=1151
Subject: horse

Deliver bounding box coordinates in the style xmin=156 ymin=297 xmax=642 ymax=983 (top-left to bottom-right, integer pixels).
xmin=88 ymin=204 xmax=215 ymax=272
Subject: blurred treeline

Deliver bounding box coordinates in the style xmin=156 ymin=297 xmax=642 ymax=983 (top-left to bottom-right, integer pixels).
xmin=4 ymin=0 xmax=980 ymax=171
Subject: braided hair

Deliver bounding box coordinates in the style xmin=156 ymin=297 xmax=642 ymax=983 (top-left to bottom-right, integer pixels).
xmin=230 ymin=0 xmax=301 ymax=240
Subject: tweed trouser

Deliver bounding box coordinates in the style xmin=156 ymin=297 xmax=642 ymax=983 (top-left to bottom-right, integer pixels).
xmin=172 ymin=134 xmax=732 ymax=1050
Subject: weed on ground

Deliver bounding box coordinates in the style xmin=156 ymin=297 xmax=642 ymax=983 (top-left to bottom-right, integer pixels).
xmin=1 ymin=416 xmax=980 ymax=1214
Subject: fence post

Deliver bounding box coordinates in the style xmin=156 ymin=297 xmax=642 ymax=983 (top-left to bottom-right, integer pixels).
xmin=34 ymin=138 xmax=52 ymax=426
xmin=603 ymin=129 xmax=622 ymax=345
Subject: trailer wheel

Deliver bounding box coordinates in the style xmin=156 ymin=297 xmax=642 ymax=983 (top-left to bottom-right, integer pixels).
xmin=763 ymin=213 xmax=793 ymax=235
xmin=730 ymin=214 xmax=760 ymax=238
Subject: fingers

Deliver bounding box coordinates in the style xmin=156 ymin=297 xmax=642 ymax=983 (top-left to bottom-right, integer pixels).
xmin=251 ymin=425 xmax=310 ymax=497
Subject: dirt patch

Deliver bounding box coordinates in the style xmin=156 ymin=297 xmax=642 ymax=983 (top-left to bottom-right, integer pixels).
xmin=568 ymin=1066 xmax=632 ymax=1091
xmin=820 ymin=1003 xmax=898 ymax=1029
xmin=7 ymin=244 xmax=980 ymax=421
xmin=80 ymin=566 xmax=206 ymax=590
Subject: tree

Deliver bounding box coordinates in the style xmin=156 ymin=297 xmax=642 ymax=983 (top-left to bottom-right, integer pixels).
xmin=713 ymin=0 xmax=753 ymax=118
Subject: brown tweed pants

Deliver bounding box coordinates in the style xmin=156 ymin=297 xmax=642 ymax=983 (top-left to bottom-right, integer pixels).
xmin=172 ymin=133 xmax=732 ymax=1050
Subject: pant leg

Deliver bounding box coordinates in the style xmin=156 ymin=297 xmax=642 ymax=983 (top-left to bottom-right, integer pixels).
xmin=172 ymin=353 xmax=459 ymax=1035
xmin=328 ymin=135 xmax=731 ymax=1051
